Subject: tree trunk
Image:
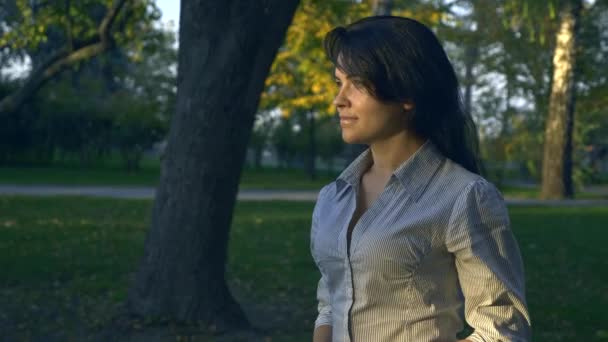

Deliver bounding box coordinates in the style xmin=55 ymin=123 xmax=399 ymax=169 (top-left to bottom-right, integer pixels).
xmin=126 ymin=0 xmax=299 ymax=331
xmin=540 ymin=0 xmax=582 ymax=200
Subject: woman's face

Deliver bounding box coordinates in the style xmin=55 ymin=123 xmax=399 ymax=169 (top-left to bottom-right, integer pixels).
xmin=333 ymin=68 xmax=410 ymax=145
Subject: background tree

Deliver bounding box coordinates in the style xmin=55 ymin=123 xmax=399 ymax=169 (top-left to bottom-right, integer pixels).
xmin=500 ymin=0 xmax=593 ymax=199
xmin=0 ymin=15 xmax=176 ymax=170
xmin=430 ymin=0 xmax=607 ymax=194
xmin=373 ymin=0 xmax=393 ymax=15
xmin=436 ymin=0 xmax=554 ymax=184
xmin=261 ymin=0 xmax=370 ymax=178
xmin=247 ymin=110 xmax=276 ymax=169
xmin=259 ymin=0 xmax=607 ymax=195
xmin=108 ymin=25 xmax=176 ymax=170
xmin=317 ymin=114 xmax=344 ymax=174
xmin=271 ymin=112 xmax=304 ymax=168
xmin=575 ymin=1 xmax=608 ymax=183
xmin=540 ymin=0 xmax=583 ymax=199
xmin=0 ymin=0 xmax=158 ymax=116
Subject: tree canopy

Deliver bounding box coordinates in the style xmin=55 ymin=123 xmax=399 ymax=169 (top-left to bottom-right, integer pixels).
xmin=0 ymin=0 xmax=160 ymax=115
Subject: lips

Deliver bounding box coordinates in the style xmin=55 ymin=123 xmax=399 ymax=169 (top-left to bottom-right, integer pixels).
xmin=339 ymin=116 xmax=358 ymax=126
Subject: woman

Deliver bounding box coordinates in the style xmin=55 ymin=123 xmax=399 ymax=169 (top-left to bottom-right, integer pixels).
xmin=310 ymin=16 xmax=531 ymax=342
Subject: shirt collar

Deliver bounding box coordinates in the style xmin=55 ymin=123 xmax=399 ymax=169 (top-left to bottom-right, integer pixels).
xmin=335 ymin=140 xmax=445 ymax=201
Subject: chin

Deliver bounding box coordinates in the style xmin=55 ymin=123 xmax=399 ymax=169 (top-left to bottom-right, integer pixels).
xmin=341 ymin=132 xmax=367 ymax=145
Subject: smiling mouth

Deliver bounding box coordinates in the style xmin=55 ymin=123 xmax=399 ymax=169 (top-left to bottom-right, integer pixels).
xmin=340 ymin=117 xmax=357 ymax=125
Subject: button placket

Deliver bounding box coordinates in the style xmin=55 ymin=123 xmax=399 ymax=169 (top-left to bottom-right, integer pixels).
xmin=349 ymin=177 xmax=399 ymax=255
xmin=345 ymin=177 xmax=399 ymax=342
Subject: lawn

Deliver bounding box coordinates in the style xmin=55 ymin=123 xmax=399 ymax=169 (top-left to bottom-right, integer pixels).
xmin=0 ymin=197 xmax=607 ymax=341
xmin=0 ymin=163 xmax=337 ymax=190
xmin=1 ymin=162 xmax=607 ymax=200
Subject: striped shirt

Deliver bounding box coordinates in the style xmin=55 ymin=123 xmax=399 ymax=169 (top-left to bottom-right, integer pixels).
xmin=310 ymin=141 xmax=531 ymax=341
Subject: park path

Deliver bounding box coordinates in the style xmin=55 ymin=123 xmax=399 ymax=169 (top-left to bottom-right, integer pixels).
xmin=0 ymin=184 xmax=607 ymax=206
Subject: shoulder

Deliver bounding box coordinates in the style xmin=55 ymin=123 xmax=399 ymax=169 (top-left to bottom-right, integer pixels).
xmin=441 ymin=163 xmax=512 ymax=252
xmin=445 ymin=162 xmax=509 ymax=228
xmin=312 ymin=182 xmax=337 ymax=219
xmin=435 ymin=158 xmax=501 ymax=198
xmin=316 ymin=182 xmax=336 ymax=204
xmin=429 ymin=158 xmax=506 ymax=216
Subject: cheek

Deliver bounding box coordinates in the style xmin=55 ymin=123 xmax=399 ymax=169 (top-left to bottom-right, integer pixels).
xmin=368 ymin=113 xmax=405 ymax=135
xmin=354 ymin=99 xmax=404 ymax=130
xmin=378 ymin=104 xmax=406 ymax=125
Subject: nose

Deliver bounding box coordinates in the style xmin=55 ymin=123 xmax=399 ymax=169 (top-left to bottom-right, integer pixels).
xmin=333 ymin=87 xmax=350 ymax=111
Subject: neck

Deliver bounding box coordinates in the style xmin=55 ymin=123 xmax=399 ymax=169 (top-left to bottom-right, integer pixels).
xmin=368 ymin=130 xmax=427 ymax=178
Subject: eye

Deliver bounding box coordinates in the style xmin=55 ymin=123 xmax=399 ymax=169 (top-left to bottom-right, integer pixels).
xmin=334 ymin=78 xmax=342 ymax=87
xmin=351 ymin=78 xmax=367 ymax=92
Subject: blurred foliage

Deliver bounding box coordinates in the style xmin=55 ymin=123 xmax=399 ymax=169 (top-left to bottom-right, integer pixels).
xmin=0 ymin=0 xmax=159 ymax=57
xmin=0 ymin=0 xmax=163 ymax=118
xmin=256 ymin=0 xmax=451 ymax=173
xmin=261 ymin=0 xmax=370 ymax=117
xmin=260 ymin=0 xmax=446 ymax=117
xmin=1 ymin=0 xmax=607 ymax=184
xmin=316 ymin=115 xmax=344 ymax=173
xmin=440 ymin=0 xmax=607 ymax=186
xmin=248 ymin=0 xmax=608 ymax=185
xmin=0 ymin=11 xmax=176 ymax=170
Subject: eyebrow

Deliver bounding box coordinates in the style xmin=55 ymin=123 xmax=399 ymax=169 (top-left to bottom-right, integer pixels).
xmin=334 ymin=73 xmax=360 ymax=81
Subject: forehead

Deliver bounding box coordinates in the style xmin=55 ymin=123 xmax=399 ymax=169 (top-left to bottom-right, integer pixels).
xmin=334 ymin=68 xmax=347 ymax=78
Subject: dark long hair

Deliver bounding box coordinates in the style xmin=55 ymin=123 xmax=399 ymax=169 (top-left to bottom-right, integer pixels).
xmin=324 ymin=16 xmax=483 ymax=175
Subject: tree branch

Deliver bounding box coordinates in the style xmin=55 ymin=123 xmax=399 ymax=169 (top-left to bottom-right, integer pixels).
xmin=99 ymin=0 xmax=128 ymax=42
xmin=0 ymin=0 xmax=129 ymax=116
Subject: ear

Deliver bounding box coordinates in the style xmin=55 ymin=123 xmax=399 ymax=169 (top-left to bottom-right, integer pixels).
xmin=402 ymin=101 xmax=414 ymax=112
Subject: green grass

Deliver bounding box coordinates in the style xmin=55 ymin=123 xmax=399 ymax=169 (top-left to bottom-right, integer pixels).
xmin=0 ymin=164 xmax=161 ymax=186
xmin=498 ymin=185 xmax=608 ymax=200
xmin=239 ymin=167 xmax=337 ymax=190
xmin=0 ymin=155 xmax=162 ymax=186
xmin=0 ymin=197 xmax=607 ymax=340
xmin=0 ymin=162 xmax=337 ymax=190
xmin=1 ymin=161 xmax=607 ymax=198
xmin=499 ymin=185 xmax=540 ymax=199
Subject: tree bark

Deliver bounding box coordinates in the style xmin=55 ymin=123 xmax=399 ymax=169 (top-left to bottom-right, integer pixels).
xmin=540 ymin=0 xmax=582 ymax=200
xmin=127 ymin=0 xmax=299 ymax=331
xmin=0 ymin=0 xmax=128 ymax=116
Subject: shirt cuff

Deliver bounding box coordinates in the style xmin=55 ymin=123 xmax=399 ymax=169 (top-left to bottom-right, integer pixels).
xmin=314 ymin=313 xmax=332 ymax=329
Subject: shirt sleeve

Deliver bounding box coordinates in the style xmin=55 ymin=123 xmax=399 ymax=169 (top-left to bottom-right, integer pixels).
xmin=446 ymin=179 xmax=531 ymax=341
xmin=311 ymin=185 xmax=332 ymax=328
xmin=315 ymin=273 xmax=333 ymax=328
